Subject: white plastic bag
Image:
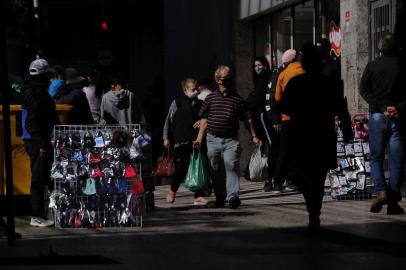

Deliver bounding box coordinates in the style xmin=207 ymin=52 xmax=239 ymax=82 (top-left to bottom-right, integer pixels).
xmin=248 ymin=147 xmax=268 ymax=182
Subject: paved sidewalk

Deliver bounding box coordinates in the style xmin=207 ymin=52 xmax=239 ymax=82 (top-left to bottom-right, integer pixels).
xmin=1 ymin=179 xmax=406 ymax=269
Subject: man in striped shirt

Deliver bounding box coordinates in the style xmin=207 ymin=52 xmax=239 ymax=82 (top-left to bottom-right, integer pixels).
xmin=194 ymin=66 xmax=262 ymax=209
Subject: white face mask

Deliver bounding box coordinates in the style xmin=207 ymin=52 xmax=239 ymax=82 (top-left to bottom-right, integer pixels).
xmin=255 ymin=67 xmax=265 ymax=75
xmin=186 ymin=90 xmax=198 ymax=98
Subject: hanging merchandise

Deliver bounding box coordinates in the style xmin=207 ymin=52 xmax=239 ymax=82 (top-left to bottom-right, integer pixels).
xmin=325 ymin=117 xmax=373 ymax=200
xmin=50 ymin=124 xmax=150 ymax=228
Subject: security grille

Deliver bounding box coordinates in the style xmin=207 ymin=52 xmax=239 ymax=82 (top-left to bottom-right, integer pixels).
xmin=370 ymin=0 xmax=396 ymax=60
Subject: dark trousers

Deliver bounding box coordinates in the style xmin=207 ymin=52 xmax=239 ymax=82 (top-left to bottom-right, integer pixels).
xmin=266 ymin=127 xmax=280 ymax=181
xmin=171 ymin=144 xmax=204 ymax=198
xmin=24 ymin=140 xmax=52 ymax=218
xmin=274 ymin=121 xmax=296 ymax=188
xmin=297 ymin=169 xmax=328 ymax=220
xmin=258 ymin=112 xmax=279 ymax=182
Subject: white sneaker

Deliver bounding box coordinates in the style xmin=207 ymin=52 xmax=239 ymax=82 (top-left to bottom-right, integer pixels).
xmin=30 ymin=217 xmax=54 ymax=227
xmin=193 ymin=197 xmax=208 ymax=206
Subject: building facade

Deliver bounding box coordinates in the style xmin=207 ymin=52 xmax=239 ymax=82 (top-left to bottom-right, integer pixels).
xmin=236 ymin=0 xmax=403 ymax=115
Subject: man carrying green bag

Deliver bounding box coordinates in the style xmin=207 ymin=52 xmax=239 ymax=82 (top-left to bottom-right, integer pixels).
xmin=184 ymin=150 xmax=209 ymax=192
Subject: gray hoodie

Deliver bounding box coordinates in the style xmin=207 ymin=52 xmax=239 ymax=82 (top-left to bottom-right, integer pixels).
xmin=100 ymin=89 xmax=141 ymax=124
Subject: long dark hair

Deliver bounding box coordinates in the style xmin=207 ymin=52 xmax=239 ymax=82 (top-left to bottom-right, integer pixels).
xmin=253 ymin=56 xmax=270 ymax=80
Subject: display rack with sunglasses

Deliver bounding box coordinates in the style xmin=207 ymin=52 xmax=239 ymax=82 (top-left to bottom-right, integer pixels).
xmin=324 ymin=117 xmax=374 ymax=201
xmin=50 ymin=124 xmax=152 ymax=228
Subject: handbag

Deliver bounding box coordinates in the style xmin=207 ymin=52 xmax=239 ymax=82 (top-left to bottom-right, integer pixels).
xmin=153 ymin=148 xmax=176 ymax=177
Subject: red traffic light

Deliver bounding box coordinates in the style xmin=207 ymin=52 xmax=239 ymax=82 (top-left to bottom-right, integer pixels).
xmin=101 ymin=21 xmax=109 ymax=31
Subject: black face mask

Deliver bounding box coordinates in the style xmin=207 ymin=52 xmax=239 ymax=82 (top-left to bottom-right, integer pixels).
xmin=221 ymin=78 xmax=232 ymax=88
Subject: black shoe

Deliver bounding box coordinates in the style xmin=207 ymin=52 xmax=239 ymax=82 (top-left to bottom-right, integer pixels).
xmin=308 ymin=216 xmax=321 ymax=234
xmin=228 ymin=197 xmax=241 ymax=209
xmin=370 ymin=192 xmax=387 ymax=213
xmin=214 ymin=199 xmax=225 ymax=208
xmin=387 ymin=203 xmax=405 ymax=215
xmin=263 ymin=181 xmax=273 ymax=192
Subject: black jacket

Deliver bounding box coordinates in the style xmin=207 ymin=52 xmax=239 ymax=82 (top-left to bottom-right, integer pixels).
xmin=55 ymin=83 xmax=94 ymax=125
xmin=22 ymin=82 xmax=59 ymax=147
xmin=267 ymin=69 xmax=283 ymax=125
xmin=172 ymin=94 xmax=202 ymax=145
xmin=360 ymin=55 xmax=402 ymax=114
xmin=280 ymin=73 xmax=352 ymax=170
xmin=246 ymin=71 xmax=271 ymax=140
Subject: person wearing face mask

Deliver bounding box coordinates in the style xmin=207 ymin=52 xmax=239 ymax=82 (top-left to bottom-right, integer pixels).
xmin=99 ymin=75 xmax=141 ymax=125
xmin=246 ymin=57 xmax=273 ymax=186
xmin=194 ymin=66 xmax=262 ymax=209
xmin=163 ymin=79 xmax=208 ymax=206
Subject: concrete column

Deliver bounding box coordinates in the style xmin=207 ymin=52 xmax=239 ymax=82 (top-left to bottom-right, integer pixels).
xmin=233 ymin=12 xmax=255 ymax=172
xmin=340 ymin=0 xmax=369 ymax=115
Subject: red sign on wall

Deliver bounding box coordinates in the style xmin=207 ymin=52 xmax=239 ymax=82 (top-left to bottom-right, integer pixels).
xmin=329 ymin=21 xmax=341 ymax=58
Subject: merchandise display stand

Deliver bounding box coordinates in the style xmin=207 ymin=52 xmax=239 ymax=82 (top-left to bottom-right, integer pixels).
xmin=50 ymin=124 xmax=151 ymax=228
xmin=325 ymin=116 xmax=373 ymax=200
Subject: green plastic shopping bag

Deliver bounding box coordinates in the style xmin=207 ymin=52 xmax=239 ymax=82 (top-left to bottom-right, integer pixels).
xmin=184 ymin=150 xmax=208 ymax=192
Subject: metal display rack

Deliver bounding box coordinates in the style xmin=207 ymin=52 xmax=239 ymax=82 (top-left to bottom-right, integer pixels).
xmin=51 ymin=124 xmax=148 ymax=228
xmin=324 ymin=117 xmax=374 ymax=200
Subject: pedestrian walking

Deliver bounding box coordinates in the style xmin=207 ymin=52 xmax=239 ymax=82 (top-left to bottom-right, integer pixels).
xmin=48 ymin=65 xmax=65 ymax=99
xmin=82 ymin=72 xmax=101 ymax=123
xmin=272 ymin=49 xmax=304 ymax=193
xmin=197 ymin=78 xmax=213 ymax=101
xmin=279 ymin=44 xmax=352 ymax=232
xmin=246 ymin=56 xmax=275 ymax=188
xmin=360 ymin=33 xmax=405 ymax=215
xmin=22 ymin=59 xmax=59 ymax=227
xmin=261 ymin=62 xmax=284 ymax=192
xmin=100 ymin=76 xmax=141 ymax=125
xmin=163 ymin=79 xmax=208 ymax=206
xmin=55 ymin=68 xmax=94 ymax=124
xmin=194 ymin=66 xmax=262 ymax=209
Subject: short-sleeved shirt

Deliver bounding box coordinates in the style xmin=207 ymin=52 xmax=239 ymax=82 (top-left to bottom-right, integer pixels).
xmin=199 ymin=90 xmax=251 ymax=138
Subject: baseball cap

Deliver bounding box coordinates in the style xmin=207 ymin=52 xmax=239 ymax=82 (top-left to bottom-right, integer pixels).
xmin=29 ymin=59 xmax=50 ymax=75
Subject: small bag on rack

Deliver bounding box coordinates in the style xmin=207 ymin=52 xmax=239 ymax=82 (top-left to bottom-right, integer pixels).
xmin=124 ymin=164 xmax=137 ymax=178
xmin=153 ymin=148 xmax=176 ymax=177
xmin=131 ymin=177 xmax=145 ymax=195
xmin=352 ymin=114 xmax=369 ymax=140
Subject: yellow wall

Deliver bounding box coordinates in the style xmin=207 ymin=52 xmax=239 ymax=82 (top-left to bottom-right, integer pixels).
xmin=0 ymin=105 xmax=71 ymax=195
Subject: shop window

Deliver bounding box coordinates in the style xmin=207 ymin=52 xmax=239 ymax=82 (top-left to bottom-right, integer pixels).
xmin=254 ymin=16 xmax=272 ymax=67
xmin=294 ymin=0 xmax=315 ymax=50
xmin=370 ymin=0 xmax=397 ymax=60
xmin=272 ymin=8 xmax=293 ymax=67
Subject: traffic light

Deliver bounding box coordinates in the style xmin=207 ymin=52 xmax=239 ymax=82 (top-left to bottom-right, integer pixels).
xmin=95 ymin=17 xmax=115 ymax=47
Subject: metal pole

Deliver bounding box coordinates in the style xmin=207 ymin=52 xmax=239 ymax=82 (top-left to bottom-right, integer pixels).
xmin=0 ymin=0 xmax=16 ymax=246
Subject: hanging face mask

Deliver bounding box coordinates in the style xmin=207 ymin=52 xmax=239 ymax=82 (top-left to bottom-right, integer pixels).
xmin=186 ymin=90 xmax=198 ymax=99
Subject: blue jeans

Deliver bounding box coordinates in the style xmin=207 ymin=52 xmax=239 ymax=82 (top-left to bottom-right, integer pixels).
xmin=206 ymin=133 xmax=241 ymax=201
xmin=368 ymin=113 xmax=404 ymax=194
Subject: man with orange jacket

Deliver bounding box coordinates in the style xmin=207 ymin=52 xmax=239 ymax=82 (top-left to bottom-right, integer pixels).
xmin=272 ymin=49 xmax=304 ymax=193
